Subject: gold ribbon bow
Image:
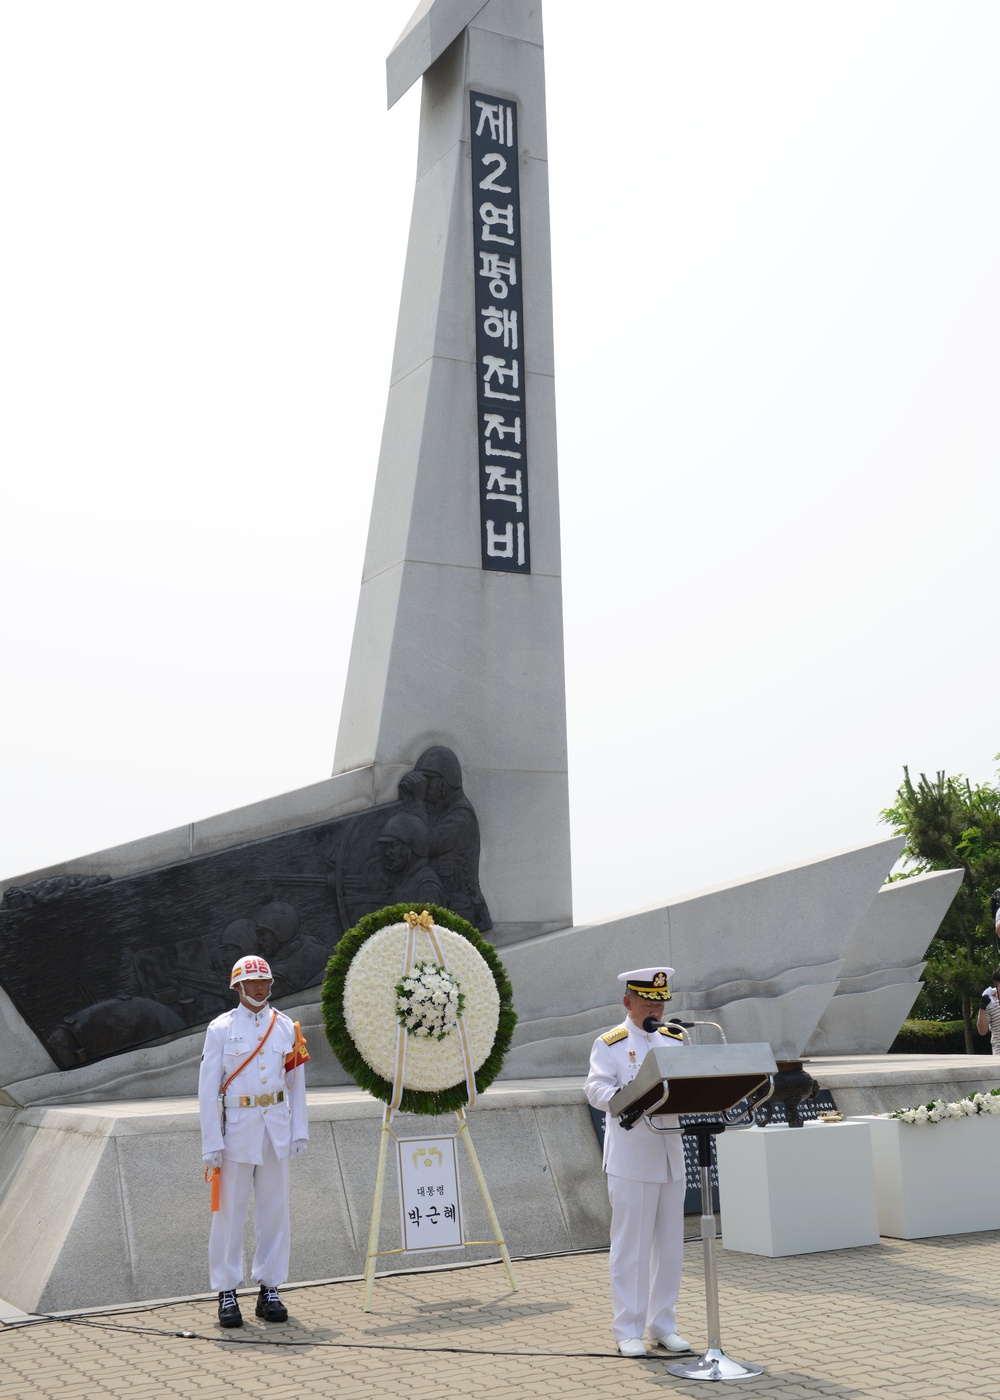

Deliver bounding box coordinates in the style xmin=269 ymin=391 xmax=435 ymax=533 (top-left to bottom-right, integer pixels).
xmin=404 ymin=909 xmax=435 ymax=931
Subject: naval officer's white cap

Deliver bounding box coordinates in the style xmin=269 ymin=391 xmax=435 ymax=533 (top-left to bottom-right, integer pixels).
xmin=618 ymin=967 xmax=674 ymax=1001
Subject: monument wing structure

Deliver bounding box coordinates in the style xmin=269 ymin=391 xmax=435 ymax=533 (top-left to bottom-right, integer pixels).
xmin=0 ymin=749 xmax=489 ymax=1070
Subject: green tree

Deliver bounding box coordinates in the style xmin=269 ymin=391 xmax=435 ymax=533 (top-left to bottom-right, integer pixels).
xmin=881 ymin=765 xmax=1000 ymax=1052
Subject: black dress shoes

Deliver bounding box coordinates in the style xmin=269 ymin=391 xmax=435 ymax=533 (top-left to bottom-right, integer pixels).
xmin=256 ymin=1284 xmax=288 ymax=1322
xmin=217 ymin=1290 xmax=243 ymax=1328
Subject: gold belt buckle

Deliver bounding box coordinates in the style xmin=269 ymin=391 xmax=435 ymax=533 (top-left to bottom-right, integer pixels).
xmin=238 ymin=1095 xmax=251 ymax=1108
xmin=257 ymin=1092 xmax=272 ymax=1107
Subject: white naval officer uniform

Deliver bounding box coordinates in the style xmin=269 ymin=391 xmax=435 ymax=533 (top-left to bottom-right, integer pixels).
xmin=585 ymin=1018 xmax=686 ymax=1344
xmin=198 ymin=1002 xmax=308 ymax=1291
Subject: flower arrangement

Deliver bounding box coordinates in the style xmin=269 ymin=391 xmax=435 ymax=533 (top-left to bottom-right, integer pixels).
xmin=883 ymin=1087 xmax=1000 ymax=1124
xmin=322 ymin=902 xmax=516 ymax=1116
xmin=396 ymin=961 xmax=465 ymax=1040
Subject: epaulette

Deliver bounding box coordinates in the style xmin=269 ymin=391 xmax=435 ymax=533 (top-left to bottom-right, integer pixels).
xmin=657 ymin=1024 xmax=684 ymax=1041
xmin=601 ymin=1026 xmax=629 ymax=1045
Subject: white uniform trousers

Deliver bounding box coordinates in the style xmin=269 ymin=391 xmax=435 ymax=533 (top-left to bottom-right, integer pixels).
xmin=607 ymin=1173 xmax=685 ymax=1342
xmin=209 ymin=1133 xmax=290 ymax=1291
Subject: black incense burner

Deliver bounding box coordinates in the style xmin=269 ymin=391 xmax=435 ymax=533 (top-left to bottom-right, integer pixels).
xmin=756 ymin=1059 xmax=817 ymax=1127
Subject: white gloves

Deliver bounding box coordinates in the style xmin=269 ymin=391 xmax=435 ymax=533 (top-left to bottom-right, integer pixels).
xmin=203 ymin=1151 xmax=223 ymax=1168
xmin=291 ymin=1139 xmax=309 ymax=1157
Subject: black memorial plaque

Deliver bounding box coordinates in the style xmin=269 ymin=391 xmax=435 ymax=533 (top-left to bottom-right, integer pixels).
xmin=0 ymin=747 xmax=490 ymax=1070
xmin=470 ymin=90 xmax=530 ymax=573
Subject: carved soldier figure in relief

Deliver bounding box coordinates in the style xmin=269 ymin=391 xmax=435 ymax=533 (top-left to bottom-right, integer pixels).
xmin=255 ymin=900 xmax=330 ymax=998
xmin=399 ymin=746 xmax=492 ymax=930
xmin=198 ymin=955 xmax=310 ymax=1329
xmin=584 ymin=967 xmax=692 ymax=1360
xmin=376 ymin=811 xmax=450 ymax=906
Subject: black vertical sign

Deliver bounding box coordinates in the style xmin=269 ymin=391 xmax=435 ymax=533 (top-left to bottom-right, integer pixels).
xmin=470 ymin=91 xmax=530 ymax=573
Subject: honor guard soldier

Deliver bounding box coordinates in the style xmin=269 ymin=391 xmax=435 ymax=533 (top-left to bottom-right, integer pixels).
xmin=584 ymin=966 xmax=691 ymax=1358
xmin=199 ymin=955 xmax=310 ymax=1328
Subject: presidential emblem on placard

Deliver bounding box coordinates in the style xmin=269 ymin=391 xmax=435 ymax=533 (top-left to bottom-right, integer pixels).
xmin=412 ymin=1146 xmax=444 ymax=1169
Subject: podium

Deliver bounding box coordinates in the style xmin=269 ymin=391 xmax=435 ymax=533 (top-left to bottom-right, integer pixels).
xmin=609 ymin=1042 xmax=776 ymax=1382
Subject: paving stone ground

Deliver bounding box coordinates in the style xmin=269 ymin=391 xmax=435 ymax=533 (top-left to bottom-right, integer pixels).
xmin=1 ymin=1232 xmax=996 ymax=1399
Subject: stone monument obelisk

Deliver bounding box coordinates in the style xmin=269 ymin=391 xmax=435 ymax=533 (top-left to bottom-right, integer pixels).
xmin=333 ymin=0 xmax=571 ymax=945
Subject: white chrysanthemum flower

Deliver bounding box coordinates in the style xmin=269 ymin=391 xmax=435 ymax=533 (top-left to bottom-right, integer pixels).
xmin=889 ymin=1091 xmax=1000 ymax=1123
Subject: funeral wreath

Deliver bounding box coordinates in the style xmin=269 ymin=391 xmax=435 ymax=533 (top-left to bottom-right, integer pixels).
xmin=322 ymin=902 xmax=516 ymax=1115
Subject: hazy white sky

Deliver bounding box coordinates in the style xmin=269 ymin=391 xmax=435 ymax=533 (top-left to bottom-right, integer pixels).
xmin=2 ymin=2 xmax=998 ymax=923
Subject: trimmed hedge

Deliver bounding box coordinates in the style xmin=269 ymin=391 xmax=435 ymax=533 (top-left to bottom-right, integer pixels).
xmin=888 ymin=1019 xmax=991 ymax=1055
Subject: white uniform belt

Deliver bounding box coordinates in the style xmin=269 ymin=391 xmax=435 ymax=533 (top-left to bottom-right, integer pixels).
xmin=222 ymin=1090 xmax=285 ymax=1108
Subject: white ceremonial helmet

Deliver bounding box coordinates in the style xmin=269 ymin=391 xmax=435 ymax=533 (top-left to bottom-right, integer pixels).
xmin=230 ymin=954 xmax=273 ymax=989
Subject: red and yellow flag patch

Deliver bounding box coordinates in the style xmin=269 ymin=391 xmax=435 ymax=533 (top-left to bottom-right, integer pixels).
xmin=284 ymin=1020 xmax=310 ymax=1072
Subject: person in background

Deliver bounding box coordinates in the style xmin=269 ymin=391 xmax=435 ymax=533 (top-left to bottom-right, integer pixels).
xmin=977 ymin=967 xmax=1000 ymax=1055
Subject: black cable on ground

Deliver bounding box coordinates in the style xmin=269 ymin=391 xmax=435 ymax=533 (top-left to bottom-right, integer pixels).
xmin=43 ymin=1314 xmax=696 ymax=1360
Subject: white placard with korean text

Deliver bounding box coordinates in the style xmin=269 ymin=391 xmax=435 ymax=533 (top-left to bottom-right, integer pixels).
xmin=396 ymin=1135 xmax=464 ymax=1252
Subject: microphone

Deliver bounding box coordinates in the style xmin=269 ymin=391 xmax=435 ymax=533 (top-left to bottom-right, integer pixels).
xmin=643 ymin=1015 xmax=696 ymax=1033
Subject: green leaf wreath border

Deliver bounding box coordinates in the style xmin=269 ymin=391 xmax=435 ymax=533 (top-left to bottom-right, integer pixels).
xmin=321 ymin=902 xmax=517 ymax=1116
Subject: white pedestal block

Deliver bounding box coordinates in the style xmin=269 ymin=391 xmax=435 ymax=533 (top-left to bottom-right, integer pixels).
xmin=865 ymin=1114 xmax=1000 ymax=1239
xmin=715 ymin=1122 xmax=879 ymax=1257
